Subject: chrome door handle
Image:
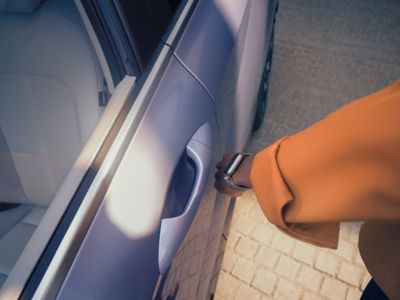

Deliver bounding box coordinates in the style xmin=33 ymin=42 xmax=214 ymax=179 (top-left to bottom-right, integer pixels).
xmin=158 ymin=122 xmax=213 ymax=273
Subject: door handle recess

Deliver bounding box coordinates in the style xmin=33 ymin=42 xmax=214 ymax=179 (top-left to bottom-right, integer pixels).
xmin=158 ymin=122 xmax=213 ymax=273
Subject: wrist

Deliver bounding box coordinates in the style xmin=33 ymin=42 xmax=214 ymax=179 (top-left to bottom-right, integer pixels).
xmin=232 ymin=154 xmax=255 ymax=188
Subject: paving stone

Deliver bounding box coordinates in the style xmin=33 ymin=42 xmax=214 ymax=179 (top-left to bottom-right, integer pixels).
xmin=272 ymin=234 xmax=295 ymax=255
xmin=335 ymin=240 xmax=356 ymax=262
xmin=338 ymin=261 xmax=365 ymax=287
xmin=226 ymin=230 xmax=241 ymax=249
xmin=249 ymin=204 xmax=269 ymax=224
xmin=231 ymin=210 xmax=241 ymax=225
xmin=215 ymin=271 xmax=240 ymax=299
xmin=320 ymin=277 xmax=348 ymax=300
xmin=274 ymin=279 xmax=302 ymax=300
xmin=232 ymin=258 xmax=257 ymax=284
xmin=250 ymin=224 xmax=275 ymax=246
xmin=234 ymin=283 xmax=262 ymax=300
xmin=251 ymin=268 xmax=278 ymax=295
xmin=234 ymin=194 xmax=255 ymax=215
xmin=234 ymin=215 xmax=256 ymax=235
xmin=339 ymin=225 xmax=351 ymax=241
xmin=340 ymin=223 xmax=362 ymax=244
xmin=221 ymin=249 xmax=239 ymax=273
xmin=346 ymin=287 xmax=363 ymax=300
xmin=354 ymin=250 xmax=366 ymax=267
xmin=275 ymin=256 xmax=301 ymax=280
xmin=296 ymin=265 xmax=323 ymax=293
xmin=292 ymin=242 xmax=317 ymax=266
xmin=260 ymin=295 xmax=275 ymax=300
xmin=361 ymin=273 xmax=372 ymax=290
xmin=254 ymin=245 xmax=280 ymax=270
xmin=303 ymin=291 xmax=325 ymax=300
xmin=235 ymin=236 xmax=259 ymax=259
xmin=315 ymin=251 xmax=340 ymax=276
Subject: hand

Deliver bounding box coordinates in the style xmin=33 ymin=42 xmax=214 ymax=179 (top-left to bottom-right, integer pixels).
xmin=214 ymin=153 xmax=255 ymax=197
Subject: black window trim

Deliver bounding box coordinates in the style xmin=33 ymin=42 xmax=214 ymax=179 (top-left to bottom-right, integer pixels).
xmin=113 ymin=0 xmax=199 ymax=75
xmin=161 ymin=0 xmax=199 ymax=49
xmin=81 ymin=0 xmax=141 ymax=82
xmin=112 ymin=0 xmax=147 ymax=72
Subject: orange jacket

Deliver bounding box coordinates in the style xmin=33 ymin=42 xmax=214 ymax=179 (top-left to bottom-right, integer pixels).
xmin=250 ymin=81 xmax=400 ymax=299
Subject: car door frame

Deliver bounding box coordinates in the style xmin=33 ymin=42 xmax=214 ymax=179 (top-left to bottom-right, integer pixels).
xmin=17 ymin=3 xmax=168 ymax=300
xmin=19 ymin=0 xmax=208 ymax=299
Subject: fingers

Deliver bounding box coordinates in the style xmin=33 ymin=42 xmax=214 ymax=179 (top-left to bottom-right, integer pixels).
xmin=214 ymin=153 xmax=246 ymax=197
xmin=216 ymin=153 xmax=235 ymax=170
xmin=214 ymin=179 xmax=242 ymax=197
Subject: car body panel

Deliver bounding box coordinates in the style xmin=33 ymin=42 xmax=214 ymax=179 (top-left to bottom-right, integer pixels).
xmin=55 ymin=55 xmax=215 ymax=300
xmin=173 ymin=0 xmax=248 ymax=101
xmin=154 ymin=1 xmax=277 ymax=298
xmin=154 ymin=116 xmax=221 ymax=299
xmin=173 ymin=0 xmax=277 ymax=151
xmin=215 ymin=0 xmax=277 ymax=152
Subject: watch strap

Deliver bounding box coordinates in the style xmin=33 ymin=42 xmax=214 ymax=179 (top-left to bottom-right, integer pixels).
xmin=223 ymin=153 xmax=251 ymax=190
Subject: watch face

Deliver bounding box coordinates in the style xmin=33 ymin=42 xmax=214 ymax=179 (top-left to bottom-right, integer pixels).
xmin=225 ymin=154 xmax=244 ymax=176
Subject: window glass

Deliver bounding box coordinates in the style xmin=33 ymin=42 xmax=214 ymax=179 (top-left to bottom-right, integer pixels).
xmin=0 ymin=0 xmax=110 ymax=290
xmin=117 ymin=0 xmax=183 ymax=69
xmin=116 ymin=1 xmax=160 ymax=69
xmin=146 ymin=0 xmax=175 ymax=37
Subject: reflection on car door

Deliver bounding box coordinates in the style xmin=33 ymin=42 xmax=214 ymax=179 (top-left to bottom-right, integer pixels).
xmin=54 ymin=49 xmax=216 ymax=299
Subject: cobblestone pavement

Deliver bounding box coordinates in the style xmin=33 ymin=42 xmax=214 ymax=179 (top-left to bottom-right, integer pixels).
xmin=215 ymin=0 xmax=400 ymax=299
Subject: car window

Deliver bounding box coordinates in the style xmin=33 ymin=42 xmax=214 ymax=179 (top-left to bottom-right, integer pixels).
xmin=0 ymin=0 xmax=117 ymax=293
xmin=116 ymin=0 xmax=183 ymax=70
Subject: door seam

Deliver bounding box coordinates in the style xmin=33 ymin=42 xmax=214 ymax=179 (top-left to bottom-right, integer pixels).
xmin=172 ymin=52 xmax=216 ymax=105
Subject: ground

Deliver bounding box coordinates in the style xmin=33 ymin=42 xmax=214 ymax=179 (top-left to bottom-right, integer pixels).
xmin=214 ymin=0 xmax=400 ymax=299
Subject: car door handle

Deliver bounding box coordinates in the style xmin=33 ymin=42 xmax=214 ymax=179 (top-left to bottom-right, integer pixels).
xmin=158 ymin=122 xmax=213 ymax=273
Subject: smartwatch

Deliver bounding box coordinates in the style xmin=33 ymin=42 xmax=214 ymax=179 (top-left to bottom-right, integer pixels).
xmin=223 ymin=153 xmax=251 ymax=190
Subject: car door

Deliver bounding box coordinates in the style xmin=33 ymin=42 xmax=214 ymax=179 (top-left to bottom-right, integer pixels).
xmin=21 ymin=1 xmax=219 ymax=299
xmin=157 ymin=1 xmax=278 ymax=299
xmin=52 ymin=54 xmax=217 ymax=300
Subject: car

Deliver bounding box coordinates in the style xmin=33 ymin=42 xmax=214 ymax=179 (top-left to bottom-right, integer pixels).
xmin=0 ymin=0 xmax=278 ymax=299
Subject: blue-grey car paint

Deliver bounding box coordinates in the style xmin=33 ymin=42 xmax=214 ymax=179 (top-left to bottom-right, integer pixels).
xmin=173 ymin=0 xmax=242 ymax=102
xmin=174 ymin=0 xmax=278 ymax=150
xmin=56 ymin=55 xmax=216 ymax=299
xmin=155 ymin=2 xmax=250 ymax=298
xmin=159 ymin=122 xmax=213 ymax=274
xmin=156 ymin=1 xmax=277 ymax=299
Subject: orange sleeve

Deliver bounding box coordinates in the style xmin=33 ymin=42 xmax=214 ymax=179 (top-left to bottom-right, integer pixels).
xmin=250 ymin=80 xmax=400 ymax=249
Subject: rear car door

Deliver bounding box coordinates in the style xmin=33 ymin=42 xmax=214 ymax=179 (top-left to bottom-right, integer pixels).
xmin=53 ymin=54 xmax=218 ymax=300
xmin=157 ymin=0 xmax=278 ymax=299
xmin=24 ymin=1 xmax=221 ymax=299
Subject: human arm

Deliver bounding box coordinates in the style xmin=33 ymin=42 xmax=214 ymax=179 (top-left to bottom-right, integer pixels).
xmin=215 ymin=81 xmax=400 ymax=248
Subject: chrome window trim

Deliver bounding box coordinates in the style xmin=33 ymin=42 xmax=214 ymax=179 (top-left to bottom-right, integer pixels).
xmin=162 ymin=0 xmax=198 ymax=48
xmin=95 ymin=0 xmax=141 ymax=76
xmin=75 ymin=0 xmax=115 ymax=92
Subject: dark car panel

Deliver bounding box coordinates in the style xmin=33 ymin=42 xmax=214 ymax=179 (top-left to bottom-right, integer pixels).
xmin=215 ymin=0 xmax=277 ymax=152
